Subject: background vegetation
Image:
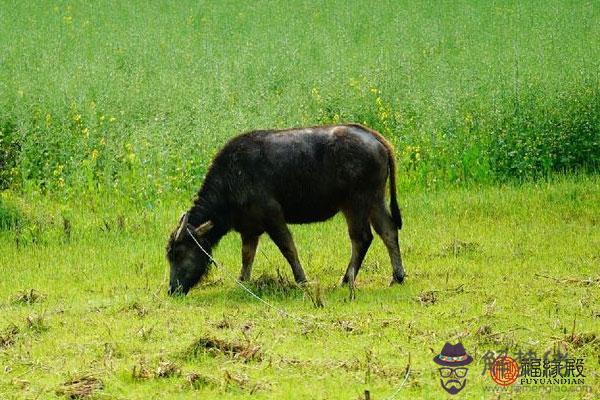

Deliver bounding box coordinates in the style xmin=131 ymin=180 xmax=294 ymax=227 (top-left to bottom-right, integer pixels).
xmin=1 ymin=0 xmax=598 ymax=201
xmin=0 ymin=1 xmax=598 ymax=399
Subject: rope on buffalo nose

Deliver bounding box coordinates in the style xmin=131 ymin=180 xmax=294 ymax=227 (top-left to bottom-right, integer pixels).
xmin=185 ymin=227 xmax=324 ymax=328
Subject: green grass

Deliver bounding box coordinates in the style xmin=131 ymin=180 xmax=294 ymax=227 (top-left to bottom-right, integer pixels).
xmin=0 ymin=176 xmax=598 ymax=399
xmin=1 ymin=1 xmax=599 ymax=398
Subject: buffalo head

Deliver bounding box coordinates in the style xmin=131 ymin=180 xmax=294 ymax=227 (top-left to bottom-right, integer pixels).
xmin=166 ymin=213 xmax=214 ymax=295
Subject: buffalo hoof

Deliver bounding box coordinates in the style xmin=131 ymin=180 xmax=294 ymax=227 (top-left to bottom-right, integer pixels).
xmin=390 ymin=273 xmax=406 ymax=286
xmin=340 ymin=274 xmax=357 ymax=286
xmin=296 ymin=280 xmax=309 ymax=287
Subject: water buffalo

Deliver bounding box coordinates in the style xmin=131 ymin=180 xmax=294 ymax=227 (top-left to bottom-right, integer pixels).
xmin=166 ymin=124 xmax=406 ymax=295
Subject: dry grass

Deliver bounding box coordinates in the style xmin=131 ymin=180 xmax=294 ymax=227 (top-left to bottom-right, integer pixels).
xmin=187 ymin=337 xmax=262 ymax=362
xmin=0 ymin=324 xmax=19 ymax=348
xmin=56 ymin=375 xmax=103 ymax=399
xmin=11 ymin=288 xmax=45 ymax=305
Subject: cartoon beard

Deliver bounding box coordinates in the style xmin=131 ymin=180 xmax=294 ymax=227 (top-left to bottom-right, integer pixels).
xmin=440 ymin=378 xmax=466 ymax=395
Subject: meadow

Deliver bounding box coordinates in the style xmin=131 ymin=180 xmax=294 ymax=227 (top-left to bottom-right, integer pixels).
xmin=0 ymin=1 xmax=599 ymax=399
xmin=0 ymin=177 xmax=598 ymax=399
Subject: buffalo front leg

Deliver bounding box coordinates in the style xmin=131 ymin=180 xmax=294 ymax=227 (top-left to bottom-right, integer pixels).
xmin=265 ymin=215 xmax=307 ymax=284
xmin=240 ymin=234 xmax=259 ymax=281
xmin=370 ymin=200 xmax=405 ymax=284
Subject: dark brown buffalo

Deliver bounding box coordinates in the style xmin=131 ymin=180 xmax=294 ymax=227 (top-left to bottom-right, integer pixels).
xmin=166 ymin=124 xmax=405 ymax=295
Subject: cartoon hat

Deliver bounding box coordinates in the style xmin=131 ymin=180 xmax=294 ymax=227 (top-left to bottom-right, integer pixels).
xmin=433 ymin=342 xmax=473 ymax=366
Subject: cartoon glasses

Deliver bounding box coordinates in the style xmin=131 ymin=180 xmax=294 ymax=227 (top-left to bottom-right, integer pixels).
xmin=438 ymin=367 xmax=468 ymax=378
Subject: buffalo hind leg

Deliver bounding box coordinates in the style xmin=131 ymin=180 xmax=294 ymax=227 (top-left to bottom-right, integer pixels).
xmin=341 ymin=207 xmax=373 ymax=286
xmin=370 ymin=200 xmax=405 ymax=284
xmin=240 ymin=234 xmax=259 ymax=281
xmin=265 ymin=214 xmax=307 ymax=284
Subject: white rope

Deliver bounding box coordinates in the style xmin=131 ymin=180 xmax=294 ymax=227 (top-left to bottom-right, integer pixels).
xmin=186 ymin=227 xmax=321 ymax=327
xmin=186 ymin=227 xmax=409 ymax=398
xmin=380 ymin=364 xmax=411 ymax=399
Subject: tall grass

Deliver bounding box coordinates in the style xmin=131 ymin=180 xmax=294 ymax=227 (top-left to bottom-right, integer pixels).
xmin=0 ymin=0 xmax=598 ymax=199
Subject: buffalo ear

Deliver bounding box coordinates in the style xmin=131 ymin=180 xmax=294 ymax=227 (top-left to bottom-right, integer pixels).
xmin=194 ymin=220 xmax=213 ymax=237
xmin=174 ymin=212 xmax=190 ymax=242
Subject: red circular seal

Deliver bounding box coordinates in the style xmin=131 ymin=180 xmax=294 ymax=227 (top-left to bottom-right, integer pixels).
xmin=490 ymin=356 xmax=519 ymax=386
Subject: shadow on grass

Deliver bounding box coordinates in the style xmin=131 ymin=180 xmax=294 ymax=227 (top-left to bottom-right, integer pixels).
xmin=177 ymin=275 xmax=418 ymax=310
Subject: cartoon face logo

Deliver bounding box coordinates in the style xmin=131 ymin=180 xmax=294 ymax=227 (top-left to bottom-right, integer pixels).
xmin=433 ymin=342 xmax=473 ymax=395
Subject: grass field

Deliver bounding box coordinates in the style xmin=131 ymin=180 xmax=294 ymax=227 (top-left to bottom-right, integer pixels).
xmin=1 ymin=1 xmax=599 ymax=399
xmin=1 ymin=177 xmax=598 ymax=399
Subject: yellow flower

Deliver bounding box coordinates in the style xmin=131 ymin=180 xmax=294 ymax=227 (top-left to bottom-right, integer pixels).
xmin=464 ymin=113 xmax=473 ymax=125
xmin=311 ymin=87 xmax=321 ymax=101
xmin=109 ymin=116 xmax=116 ymax=122
xmin=53 ymin=165 xmax=64 ymax=176
xmin=90 ymin=149 xmax=98 ymax=160
xmin=73 ymin=114 xmax=81 ymax=123
xmin=82 ymin=127 xmax=89 ymax=137
xmin=370 ymin=88 xmax=379 ymax=94
xmin=63 ymin=15 xmax=72 ymax=24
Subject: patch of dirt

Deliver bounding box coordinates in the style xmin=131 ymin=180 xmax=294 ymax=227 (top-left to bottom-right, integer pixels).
xmin=417 ymin=291 xmax=437 ymax=306
xmin=187 ymin=337 xmax=262 ymax=362
xmin=562 ymin=332 xmax=597 ymax=349
xmin=56 ymin=375 xmax=103 ymax=399
xmin=0 ymin=324 xmax=19 ymax=348
xmin=11 ymin=289 xmax=45 ymax=305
